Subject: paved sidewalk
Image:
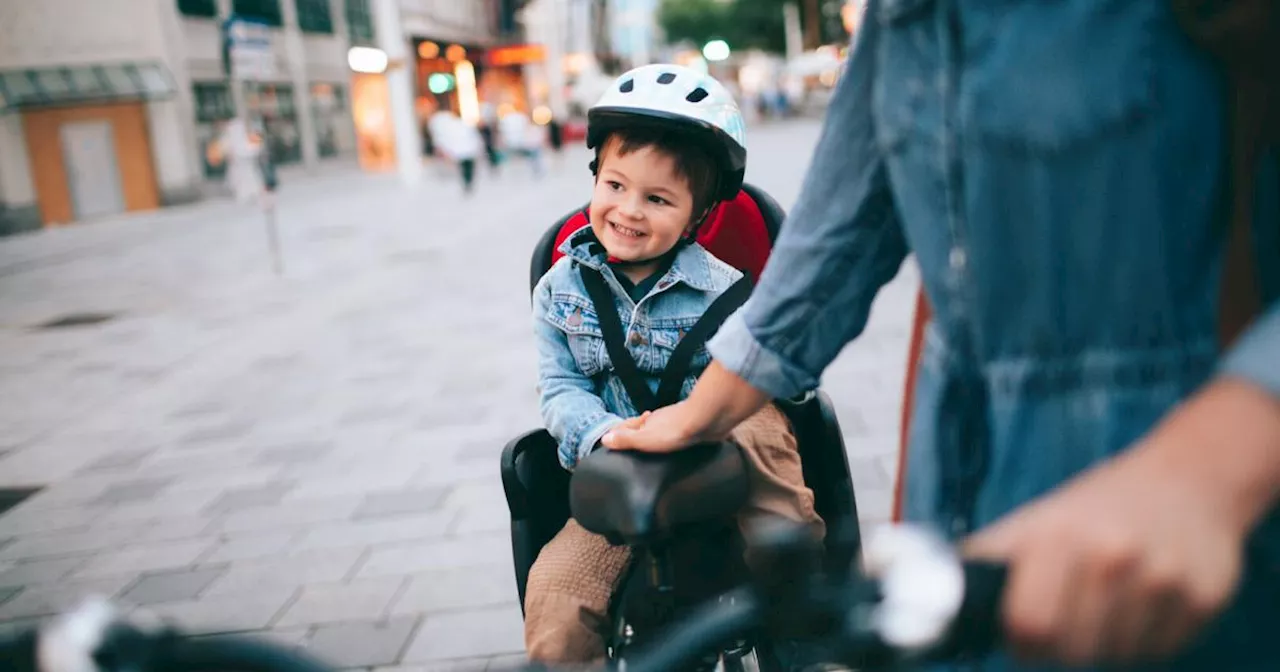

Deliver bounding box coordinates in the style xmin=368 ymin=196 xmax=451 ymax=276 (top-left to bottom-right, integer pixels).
xmin=0 ymin=119 xmax=918 ymax=670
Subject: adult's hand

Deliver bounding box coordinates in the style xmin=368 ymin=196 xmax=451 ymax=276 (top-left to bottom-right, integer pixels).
xmin=965 ymin=378 xmax=1280 ymax=665
xmin=602 ymin=361 xmax=770 ymax=453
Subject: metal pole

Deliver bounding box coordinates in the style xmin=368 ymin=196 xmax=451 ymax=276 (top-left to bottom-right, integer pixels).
xmin=262 ymin=192 xmax=284 ymax=275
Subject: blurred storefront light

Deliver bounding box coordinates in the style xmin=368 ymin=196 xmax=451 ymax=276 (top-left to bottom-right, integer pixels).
xmin=702 ymin=40 xmax=730 ymax=62
xmin=427 ymin=72 xmax=456 ymax=94
xmin=418 ymin=41 xmax=440 ymax=59
xmin=454 ymin=60 xmax=480 ymax=125
xmin=347 ymin=47 xmax=388 ymax=74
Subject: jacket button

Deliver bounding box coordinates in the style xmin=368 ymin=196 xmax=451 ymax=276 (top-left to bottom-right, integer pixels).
xmin=628 ymin=332 xmax=645 ymax=346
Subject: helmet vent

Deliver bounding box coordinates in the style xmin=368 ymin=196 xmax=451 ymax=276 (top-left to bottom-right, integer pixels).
xmin=619 ymin=78 xmax=635 ymax=93
xmin=685 ymin=87 xmax=709 ymax=103
xmin=656 ymin=72 xmax=677 ymax=84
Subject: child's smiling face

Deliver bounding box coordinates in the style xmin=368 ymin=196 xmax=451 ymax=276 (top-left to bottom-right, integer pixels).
xmin=589 ymin=139 xmax=697 ymax=281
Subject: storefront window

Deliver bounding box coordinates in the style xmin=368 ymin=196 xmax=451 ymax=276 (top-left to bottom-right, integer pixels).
xmin=246 ymin=83 xmax=302 ymax=165
xmin=345 ymin=0 xmax=374 ymax=45
xmin=310 ymin=83 xmax=352 ymax=158
xmin=232 ymin=0 xmax=282 ymax=26
xmin=296 ymin=0 xmax=333 ymax=34
xmin=194 ymin=82 xmax=234 ymax=178
xmin=178 ymin=0 xmax=218 ymax=18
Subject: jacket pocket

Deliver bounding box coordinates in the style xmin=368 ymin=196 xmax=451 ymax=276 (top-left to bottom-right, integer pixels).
xmin=650 ymin=319 xmax=712 ymax=376
xmin=544 ymin=296 xmax=609 ymax=377
xmin=959 ymin=0 xmax=1159 ymax=153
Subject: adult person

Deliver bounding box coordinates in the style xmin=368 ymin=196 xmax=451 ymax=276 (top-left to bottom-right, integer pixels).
xmin=602 ymin=0 xmax=1280 ymax=668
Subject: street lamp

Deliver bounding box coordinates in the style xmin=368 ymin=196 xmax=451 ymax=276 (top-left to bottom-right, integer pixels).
xmin=702 ymin=39 xmax=731 ymax=62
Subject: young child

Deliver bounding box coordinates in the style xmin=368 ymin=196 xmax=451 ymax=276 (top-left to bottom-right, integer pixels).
xmin=526 ymin=64 xmax=824 ymax=664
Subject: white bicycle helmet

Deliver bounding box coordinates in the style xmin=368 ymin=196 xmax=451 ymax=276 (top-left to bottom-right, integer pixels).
xmin=588 ymin=64 xmax=747 ymax=202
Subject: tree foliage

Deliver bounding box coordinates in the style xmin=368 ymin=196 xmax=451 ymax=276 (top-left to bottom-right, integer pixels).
xmin=657 ymin=0 xmax=789 ymax=54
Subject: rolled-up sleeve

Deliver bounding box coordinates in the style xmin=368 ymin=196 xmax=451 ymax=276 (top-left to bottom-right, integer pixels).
xmin=709 ymin=2 xmax=910 ymax=400
xmin=1221 ymin=304 xmax=1280 ymax=398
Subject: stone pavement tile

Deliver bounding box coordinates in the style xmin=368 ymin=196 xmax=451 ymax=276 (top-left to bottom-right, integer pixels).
xmin=167 ymin=401 xmax=230 ymax=421
xmin=118 ymin=566 xmax=228 ymax=605
xmin=209 ymin=496 xmax=363 ymax=534
xmin=439 ymin=481 xmax=506 ymax=511
xmin=849 ymin=457 xmax=889 ymax=491
xmin=90 ymin=477 xmax=174 ymax=506
xmin=175 ymin=420 xmax=258 ymax=448
xmin=0 ymin=527 xmax=136 ymax=562
xmin=876 ymin=453 xmax=900 ymax=485
xmin=202 ymin=547 xmax=366 ymax=596
xmin=93 ymin=487 xmax=226 ymax=527
xmin=0 ymin=576 xmax=133 ymax=620
xmin=276 ymin=577 xmax=407 ymax=626
xmin=389 ymin=565 xmax=516 ymax=615
xmin=131 ymin=518 xmax=220 ymax=544
xmin=202 ymin=532 xmax=301 ymax=563
xmin=187 ymin=626 xmax=312 ymax=656
xmin=254 ymin=441 xmax=334 ymax=465
xmin=142 ymin=585 xmax=299 ymax=633
xmin=202 ymin=481 xmax=296 ymax=515
xmin=0 ymin=557 xmax=86 ymax=587
xmin=406 ymin=462 xmax=494 ymax=489
xmin=71 ymin=539 xmax=213 ymax=579
xmin=485 ymin=653 xmax=527 ymax=671
xmin=0 ymin=506 xmax=93 ymax=538
xmin=354 ymin=488 xmax=449 ymax=520
xmin=301 ymin=618 xmax=419 ymax=669
xmin=165 ymin=465 xmax=289 ymax=492
xmin=291 ymin=512 xmax=454 ymax=552
xmin=78 ymin=449 xmax=155 ymax=473
xmin=402 ymin=606 xmax=524 ymax=662
xmin=337 ymin=403 xmax=415 ymax=428
xmin=357 ymin=535 xmax=511 ymax=579
xmin=286 ymin=471 xmax=420 ymax=501
xmin=448 ymin=505 xmax=508 ymax=536
xmin=855 ymin=489 xmax=893 ymax=526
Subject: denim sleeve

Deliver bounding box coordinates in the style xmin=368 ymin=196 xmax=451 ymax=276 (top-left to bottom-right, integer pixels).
xmin=708 ymin=4 xmax=910 ymax=400
xmin=1220 ymin=303 xmax=1280 ymax=398
xmin=532 ymin=274 xmax=625 ymax=469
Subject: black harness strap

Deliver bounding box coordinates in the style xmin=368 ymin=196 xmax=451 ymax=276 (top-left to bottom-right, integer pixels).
xmin=579 ymin=265 xmax=660 ymax=413
xmin=655 ymin=275 xmax=753 ymax=407
xmin=578 ymin=264 xmax=753 ymax=413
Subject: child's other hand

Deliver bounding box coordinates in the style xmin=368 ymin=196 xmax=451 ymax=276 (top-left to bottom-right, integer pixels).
xmin=612 ymin=412 xmax=650 ymax=435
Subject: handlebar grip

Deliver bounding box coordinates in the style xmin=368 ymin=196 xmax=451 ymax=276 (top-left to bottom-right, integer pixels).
xmin=929 ymin=560 xmax=1008 ymax=661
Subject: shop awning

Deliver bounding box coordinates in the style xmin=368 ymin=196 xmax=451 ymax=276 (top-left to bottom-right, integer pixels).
xmin=0 ymin=61 xmax=176 ymax=113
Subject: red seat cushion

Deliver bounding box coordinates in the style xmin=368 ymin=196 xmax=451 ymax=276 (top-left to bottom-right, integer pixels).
xmin=548 ymin=190 xmax=773 ymax=281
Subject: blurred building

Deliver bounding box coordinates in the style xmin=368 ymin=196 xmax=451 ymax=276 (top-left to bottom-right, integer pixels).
xmin=0 ymin=0 xmax=554 ymax=234
xmin=608 ymin=0 xmax=656 ymax=69
xmin=0 ymin=0 xmax=384 ymax=233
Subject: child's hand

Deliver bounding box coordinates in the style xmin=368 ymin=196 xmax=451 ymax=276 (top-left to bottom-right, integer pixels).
xmin=610 ymin=412 xmax=650 ymax=439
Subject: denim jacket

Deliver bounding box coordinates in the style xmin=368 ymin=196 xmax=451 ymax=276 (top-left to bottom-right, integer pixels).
xmin=533 ymin=225 xmax=743 ymax=469
xmin=708 ymin=1 xmax=1280 ymax=669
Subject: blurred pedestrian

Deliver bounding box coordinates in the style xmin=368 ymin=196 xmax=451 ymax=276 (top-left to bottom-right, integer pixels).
xmin=500 ymin=109 xmax=545 ymax=178
xmin=478 ymin=102 xmax=502 ymax=174
xmin=428 ymin=110 xmax=483 ymax=195
xmin=207 ymin=117 xmax=264 ymax=203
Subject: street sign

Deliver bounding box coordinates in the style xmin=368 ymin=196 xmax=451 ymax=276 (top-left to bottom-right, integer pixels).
xmin=222 ymin=16 xmax=276 ymax=81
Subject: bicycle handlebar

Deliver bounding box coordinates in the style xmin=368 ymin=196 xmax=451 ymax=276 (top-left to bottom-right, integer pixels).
xmin=5 ymin=525 xmax=1006 ymax=672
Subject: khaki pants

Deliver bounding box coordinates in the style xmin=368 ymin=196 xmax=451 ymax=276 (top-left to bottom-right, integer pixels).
xmin=524 ymin=404 xmax=825 ymax=663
